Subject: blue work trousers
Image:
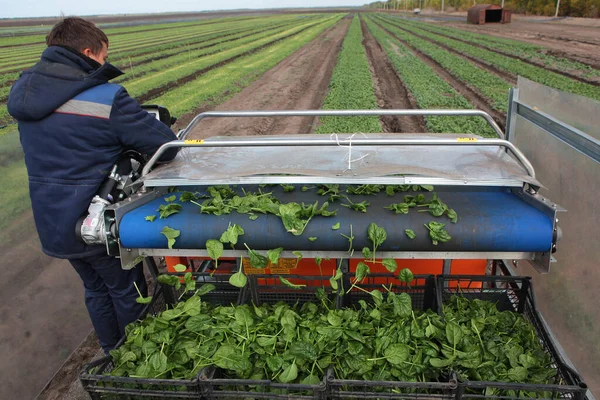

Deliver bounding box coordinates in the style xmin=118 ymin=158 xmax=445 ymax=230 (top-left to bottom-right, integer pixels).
xmin=69 ymin=254 xmax=147 ymax=353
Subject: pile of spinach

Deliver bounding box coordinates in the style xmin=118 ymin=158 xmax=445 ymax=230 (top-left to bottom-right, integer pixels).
xmin=439 ymin=296 xmax=556 ymax=385
xmin=111 ymin=279 xmax=557 ymax=390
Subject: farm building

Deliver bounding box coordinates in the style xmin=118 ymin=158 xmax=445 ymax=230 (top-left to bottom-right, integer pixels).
xmin=467 ymin=4 xmax=511 ymax=24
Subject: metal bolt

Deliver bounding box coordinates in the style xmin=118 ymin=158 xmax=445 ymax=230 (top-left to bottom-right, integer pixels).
xmin=512 ymin=260 xmax=519 ymax=267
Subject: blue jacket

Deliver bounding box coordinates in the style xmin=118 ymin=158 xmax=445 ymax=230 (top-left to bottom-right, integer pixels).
xmin=8 ymin=46 xmax=178 ymax=259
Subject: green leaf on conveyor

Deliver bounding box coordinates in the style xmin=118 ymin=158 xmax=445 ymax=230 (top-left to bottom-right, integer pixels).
xmin=206 ymin=239 xmax=224 ymax=261
xmin=331 ymin=222 xmax=340 ymax=230
xmin=219 ymin=223 xmax=245 ymax=247
xmin=161 ymin=226 xmax=180 ymax=249
xmin=145 ymin=215 xmax=156 ymax=222
xmin=164 ymin=195 xmax=177 ymax=202
xmin=308 ymin=237 xmax=317 ymax=242
xmin=405 ymin=229 xmax=416 ymax=239
xmin=158 ymin=203 xmax=182 ymax=219
xmin=384 ymin=202 xmax=410 ymax=214
xmin=424 ymin=221 xmax=451 ymax=245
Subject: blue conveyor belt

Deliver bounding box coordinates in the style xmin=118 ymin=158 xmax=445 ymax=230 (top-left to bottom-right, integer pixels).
xmin=119 ymin=188 xmax=553 ymax=252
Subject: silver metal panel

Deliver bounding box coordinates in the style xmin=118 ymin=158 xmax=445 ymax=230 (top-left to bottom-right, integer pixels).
xmin=509 ymin=79 xmax=600 ymax=391
xmin=140 ymin=249 xmax=534 ymax=260
xmin=517 ymin=77 xmax=600 ymax=139
xmin=141 ymin=134 xmax=540 ymax=188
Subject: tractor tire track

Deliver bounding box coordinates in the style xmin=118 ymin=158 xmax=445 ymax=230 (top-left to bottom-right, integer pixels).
xmin=373 ymin=18 xmax=507 ymax=129
xmin=136 ymin=20 xmax=327 ymax=104
xmin=360 ymin=16 xmax=426 ymax=133
xmin=183 ymin=17 xmax=352 ymax=138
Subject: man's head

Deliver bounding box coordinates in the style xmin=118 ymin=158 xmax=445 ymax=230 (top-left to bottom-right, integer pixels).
xmin=46 ymin=17 xmax=109 ymax=65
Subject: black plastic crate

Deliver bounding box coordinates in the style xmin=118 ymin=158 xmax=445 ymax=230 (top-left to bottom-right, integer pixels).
xmin=437 ymin=275 xmax=588 ymax=400
xmin=330 ymin=274 xmax=456 ymax=399
xmin=246 ymin=274 xmax=340 ymax=308
xmin=81 ymin=356 xmax=200 ymax=400
xmin=199 ymin=366 xmax=327 ymax=400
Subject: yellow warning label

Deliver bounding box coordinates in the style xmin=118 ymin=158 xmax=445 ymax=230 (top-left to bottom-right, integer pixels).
xmin=242 ymin=258 xmax=297 ymax=275
xmin=184 ymin=139 xmax=205 ymax=144
xmin=457 ymin=137 xmax=477 ymax=142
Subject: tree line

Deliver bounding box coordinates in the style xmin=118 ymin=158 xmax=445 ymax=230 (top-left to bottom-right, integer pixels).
xmin=365 ymin=0 xmax=599 ymax=18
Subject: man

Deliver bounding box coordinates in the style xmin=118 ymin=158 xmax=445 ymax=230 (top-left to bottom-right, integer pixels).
xmin=8 ymin=17 xmax=178 ymax=353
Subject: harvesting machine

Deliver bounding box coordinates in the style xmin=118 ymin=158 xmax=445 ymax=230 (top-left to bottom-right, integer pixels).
xmin=77 ymin=78 xmax=597 ymax=398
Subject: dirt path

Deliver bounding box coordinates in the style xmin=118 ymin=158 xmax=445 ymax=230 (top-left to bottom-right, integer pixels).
xmin=0 ymin=213 xmax=92 ymax=400
xmin=373 ymin=19 xmax=507 ymax=129
xmin=360 ymin=17 xmax=427 ymax=133
xmin=183 ymin=17 xmax=352 ymax=139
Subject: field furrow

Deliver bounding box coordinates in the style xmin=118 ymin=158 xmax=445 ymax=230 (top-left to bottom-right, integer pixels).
xmin=359 ymin=16 xmax=426 ymax=133
xmin=150 ymin=15 xmax=343 ymax=117
xmin=372 ymin=15 xmax=510 ymax=124
xmin=363 ymin=16 xmax=496 ymax=137
xmin=126 ymin=17 xmax=332 ymax=102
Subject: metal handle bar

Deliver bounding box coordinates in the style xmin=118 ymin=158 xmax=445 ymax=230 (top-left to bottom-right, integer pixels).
xmin=178 ymin=109 xmax=505 ymax=140
xmin=142 ymin=137 xmax=535 ymax=179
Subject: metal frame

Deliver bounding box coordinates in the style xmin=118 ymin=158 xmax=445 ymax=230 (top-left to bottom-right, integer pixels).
xmin=506 ymin=88 xmax=600 ymax=164
xmin=179 ymin=109 xmax=505 ymax=139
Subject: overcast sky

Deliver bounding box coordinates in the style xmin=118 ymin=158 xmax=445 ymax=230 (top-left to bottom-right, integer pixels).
xmin=1 ymin=0 xmax=366 ymax=19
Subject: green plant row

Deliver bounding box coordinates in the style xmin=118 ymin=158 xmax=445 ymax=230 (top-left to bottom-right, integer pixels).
xmin=124 ymin=17 xmax=329 ymax=100
xmin=0 ymin=18 xmax=278 ymax=72
xmin=150 ymin=15 xmax=343 ymax=117
xmin=315 ymin=15 xmax=381 ymax=134
xmin=116 ymin=18 xmax=311 ymax=87
xmin=362 ymin=16 xmax=496 ymax=137
xmin=111 ymin=15 xmax=311 ymax=71
xmin=0 ymin=15 xmax=261 ymax=48
xmin=381 ymin=16 xmax=600 ymax=102
xmin=373 ymin=15 xmax=510 ymax=113
xmin=0 ymin=15 xmax=302 ymax=70
xmin=0 ymin=16 xmax=327 ymax=126
xmin=386 ymin=15 xmax=600 ymax=80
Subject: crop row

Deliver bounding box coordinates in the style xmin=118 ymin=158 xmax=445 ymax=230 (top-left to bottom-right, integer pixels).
xmin=381 ymin=16 xmax=600 ymax=102
xmin=363 ymin=15 xmax=496 ymax=137
xmin=0 ymin=16 xmax=294 ymax=72
xmin=0 ymin=15 xmax=259 ymax=48
xmin=316 ymin=15 xmax=381 ymax=134
xmin=122 ymin=17 xmax=330 ymax=100
xmin=373 ymin=15 xmax=510 ymax=113
xmin=0 ymin=15 xmax=311 ymax=127
xmin=114 ymin=16 xmax=318 ymax=83
xmin=387 ymin=15 xmax=599 ymax=80
xmin=151 ymin=15 xmax=344 ymax=117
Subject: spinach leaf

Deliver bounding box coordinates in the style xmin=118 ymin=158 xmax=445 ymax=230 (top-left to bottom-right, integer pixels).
xmin=267 ymin=247 xmax=284 ymax=266
xmin=424 ymin=221 xmax=451 ymax=245
xmin=145 ymin=215 xmax=156 ymax=222
xmin=157 ymin=203 xmax=182 ymax=219
xmin=405 ymin=229 xmax=416 ymax=239
xmin=279 ymin=276 xmax=306 ymax=290
xmin=161 ymin=226 xmax=180 ymax=249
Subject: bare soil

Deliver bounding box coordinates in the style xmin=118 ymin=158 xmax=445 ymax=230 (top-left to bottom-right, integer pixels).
xmin=360 ymin=17 xmax=427 ymax=133
xmin=183 ymin=17 xmax=352 ymax=139
xmin=0 ymin=211 xmax=92 ymax=400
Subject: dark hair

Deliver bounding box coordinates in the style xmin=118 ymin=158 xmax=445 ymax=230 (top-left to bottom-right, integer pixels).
xmin=46 ymin=17 xmax=108 ymax=53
